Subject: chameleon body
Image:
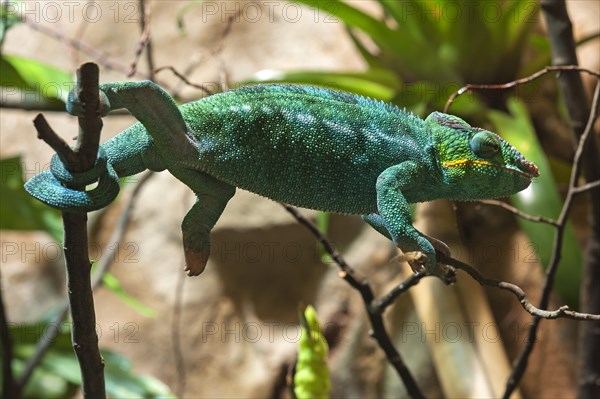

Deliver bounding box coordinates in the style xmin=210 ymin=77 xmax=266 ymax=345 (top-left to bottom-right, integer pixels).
xmin=25 ymin=81 xmax=539 ymax=279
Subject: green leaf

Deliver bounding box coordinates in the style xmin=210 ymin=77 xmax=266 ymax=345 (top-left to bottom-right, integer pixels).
xmin=394 ymin=80 xmax=485 ymax=118
xmin=8 ymin=358 xmax=76 ymax=399
xmin=10 ymin=322 xmax=175 ymax=398
xmin=103 ymin=350 xmax=176 ymax=398
xmin=345 ymin=27 xmax=383 ymax=69
xmin=488 ymin=99 xmax=582 ymax=308
xmin=295 ymin=305 xmax=330 ymax=399
xmin=0 ymin=1 xmax=23 ymax=44
xmin=102 ymin=272 xmax=158 ymax=318
xmin=502 ymin=0 xmax=539 ymax=51
xmin=1 ymin=54 xmax=73 ymax=106
xmin=292 ymin=0 xmax=453 ymax=81
xmin=0 ymin=156 xmax=63 ymax=241
xmin=243 ymin=68 xmax=401 ymax=101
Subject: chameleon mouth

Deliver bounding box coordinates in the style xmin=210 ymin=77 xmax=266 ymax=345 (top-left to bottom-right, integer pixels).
xmin=519 ymin=158 xmax=540 ymax=178
xmin=442 ymin=159 xmax=539 ymax=179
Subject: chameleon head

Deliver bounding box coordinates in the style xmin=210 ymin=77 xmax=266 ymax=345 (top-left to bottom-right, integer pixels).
xmin=426 ymin=112 xmax=539 ymax=200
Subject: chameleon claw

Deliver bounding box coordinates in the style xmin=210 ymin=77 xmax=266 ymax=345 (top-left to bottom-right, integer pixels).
xmin=404 ymin=251 xmax=426 ymax=273
xmin=403 ymin=250 xmax=456 ymax=284
xmin=183 ymin=247 xmax=210 ymax=276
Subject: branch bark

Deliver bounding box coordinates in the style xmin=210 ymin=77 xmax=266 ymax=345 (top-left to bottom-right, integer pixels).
xmin=0 ymin=267 xmax=17 ymax=399
xmin=33 ymin=63 xmax=107 ymax=398
xmin=283 ymin=205 xmax=426 ymax=399
xmin=503 ymin=80 xmax=600 ymax=397
xmin=539 ymin=2 xmax=600 ymax=398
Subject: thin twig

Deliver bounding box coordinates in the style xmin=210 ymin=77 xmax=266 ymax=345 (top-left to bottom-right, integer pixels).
xmin=172 ymin=270 xmax=187 ymax=397
xmin=282 ymin=205 xmax=426 ymax=399
xmin=477 ymin=200 xmax=560 ymax=227
xmin=32 ymin=114 xmax=79 ymax=165
xmin=23 ymin=17 xmax=144 ymax=79
xmin=442 ymin=255 xmax=600 ymax=321
xmin=153 ymin=66 xmax=214 ymax=95
xmin=128 ymin=0 xmax=153 ymax=78
xmin=503 ymin=81 xmax=600 ymax=398
xmin=443 ymin=65 xmax=600 ymax=113
xmin=16 ymin=307 xmax=69 ymax=392
xmin=373 ymin=270 xmax=427 ymax=313
xmin=572 ymin=180 xmax=600 ymax=195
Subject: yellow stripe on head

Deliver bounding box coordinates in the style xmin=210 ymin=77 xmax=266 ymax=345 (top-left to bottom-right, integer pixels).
xmin=442 ymin=159 xmax=533 ymax=178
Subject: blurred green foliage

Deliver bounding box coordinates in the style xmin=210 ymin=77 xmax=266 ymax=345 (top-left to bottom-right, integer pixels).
xmin=0 ymin=54 xmax=72 ymax=109
xmin=1 ymin=157 xmax=63 ymax=241
xmin=250 ymin=0 xmax=550 ymax=116
xmin=294 ymin=305 xmax=331 ymax=399
xmin=3 ymin=322 xmax=175 ymax=398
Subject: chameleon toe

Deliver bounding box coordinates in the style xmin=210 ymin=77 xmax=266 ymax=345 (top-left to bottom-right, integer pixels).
xmin=184 ymin=247 xmax=210 ymax=276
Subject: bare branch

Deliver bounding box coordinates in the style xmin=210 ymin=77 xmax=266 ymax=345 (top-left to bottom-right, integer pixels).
xmin=171 ymin=270 xmax=187 ymax=398
xmin=504 ymin=80 xmax=600 ymax=398
xmin=33 ymin=114 xmax=79 ymax=166
xmin=572 ymin=180 xmax=600 ymax=195
xmin=153 ymin=66 xmax=214 ymax=95
xmin=61 ymin=63 xmax=106 ymax=398
xmin=442 ymin=255 xmax=600 ymax=321
xmin=477 ymin=200 xmax=560 ymax=227
xmin=0 ymin=267 xmax=17 ymax=398
xmin=23 ymin=17 xmax=147 ymax=79
xmin=373 ymin=269 xmax=427 ymax=313
xmin=444 ymin=65 xmax=600 ymax=113
xmin=282 ymin=205 xmax=426 ymax=399
xmin=128 ymin=0 xmax=154 ymax=78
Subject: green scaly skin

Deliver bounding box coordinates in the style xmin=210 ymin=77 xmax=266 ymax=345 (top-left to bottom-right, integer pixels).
xmin=24 ymin=81 xmax=539 ymax=279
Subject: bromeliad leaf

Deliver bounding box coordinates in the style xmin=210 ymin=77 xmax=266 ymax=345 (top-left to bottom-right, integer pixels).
xmin=294 ymin=305 xmax=331 ymax=399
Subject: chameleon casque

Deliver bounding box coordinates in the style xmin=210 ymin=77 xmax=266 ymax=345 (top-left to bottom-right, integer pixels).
xmin=25 ymin=81 xmax=539 ymax=280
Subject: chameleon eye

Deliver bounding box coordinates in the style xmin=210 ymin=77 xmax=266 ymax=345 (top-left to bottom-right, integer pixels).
xmin=470 ymin=131 xmax=500 ymax=159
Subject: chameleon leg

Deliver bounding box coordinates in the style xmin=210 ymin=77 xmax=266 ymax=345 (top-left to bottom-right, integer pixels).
xmin=68 ymin=81 xmax=195 ymax=158
xmin=370 ymin=162 xmax=447 ymax=280
xmin=363 ymin=213 xmax=451 ymax=272
xmin=173 ymin=169 xmax=236 ymax=276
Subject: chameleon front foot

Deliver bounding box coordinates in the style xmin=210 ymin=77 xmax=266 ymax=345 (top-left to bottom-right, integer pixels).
xmin=404 ymin=251 xmax=456 ymax=284
xmin=183 ymin=246 xmax=210 ymax=276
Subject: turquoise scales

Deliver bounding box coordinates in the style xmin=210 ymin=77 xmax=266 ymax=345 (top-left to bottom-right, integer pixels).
xmin=25 ymin=81 xmax=539 ymax=279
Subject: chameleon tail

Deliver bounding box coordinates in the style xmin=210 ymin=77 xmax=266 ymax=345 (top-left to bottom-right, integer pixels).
xmin=24 ymin=148 xmax=120 ymax=212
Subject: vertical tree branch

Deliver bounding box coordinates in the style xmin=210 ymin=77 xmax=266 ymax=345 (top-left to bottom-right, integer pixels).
xmin=63 ymin=65 xmax=105 ymax=397
xmin=32 ymin=63 xmax=107 ymax=397
xmin=64 ymin=63 xmax=106 ymax=398
xmin=0 ymin=267 xmax=17 ymax=399
xmin=503 ymin=81 xmax=600 ymax=397
xmin=539 ymin=2 xmax=600 ymax=398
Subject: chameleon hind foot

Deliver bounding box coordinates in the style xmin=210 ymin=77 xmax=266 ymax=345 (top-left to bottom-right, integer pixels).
xmin=183 ymin=246 xmax=210 ymax=276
